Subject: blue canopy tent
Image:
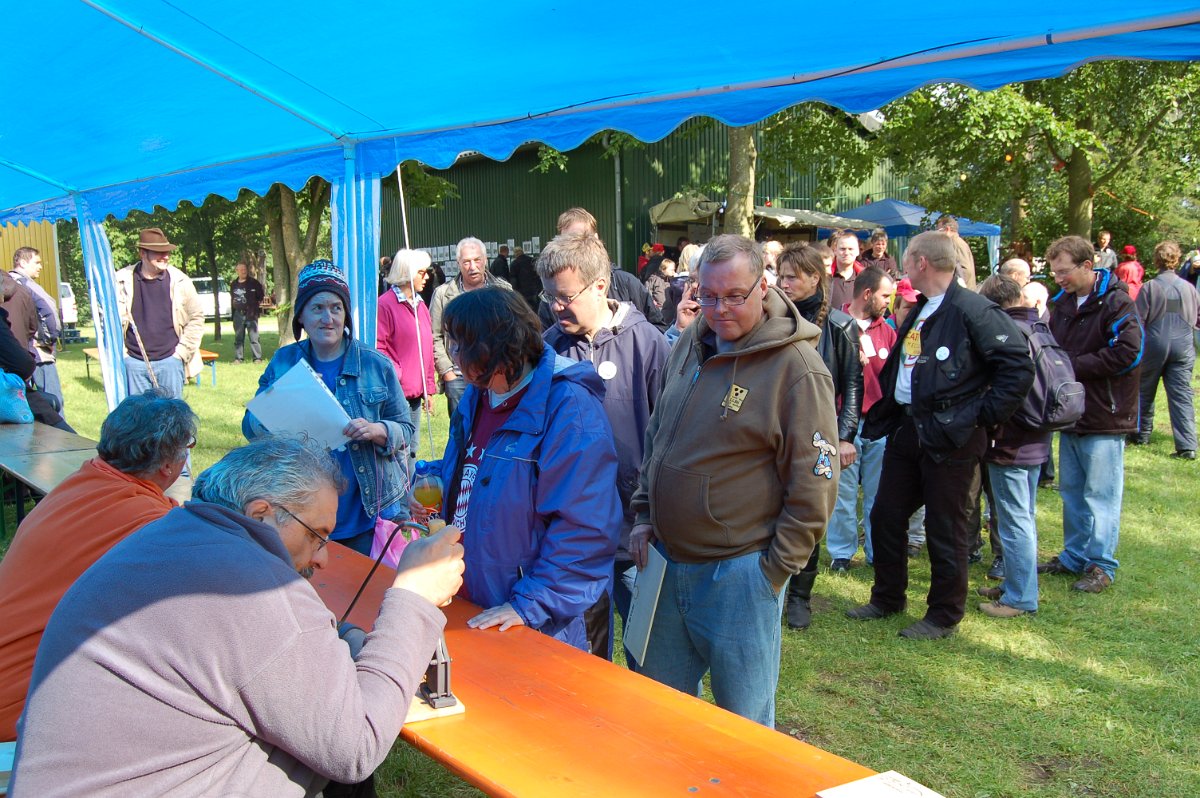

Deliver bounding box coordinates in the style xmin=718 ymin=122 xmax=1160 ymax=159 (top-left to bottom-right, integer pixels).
xmin=835 ymin=198 xmax=1003 ymax=270
xmin=2 ymin=1 xmax=1198 ymax=407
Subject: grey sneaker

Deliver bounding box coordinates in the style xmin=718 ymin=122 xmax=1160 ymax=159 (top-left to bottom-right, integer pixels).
xmin=987 ymin=556 xmax=1005 ymax=580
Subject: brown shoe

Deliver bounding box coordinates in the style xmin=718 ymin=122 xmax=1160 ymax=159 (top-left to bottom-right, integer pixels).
xmin=1072 ymin=566 xmax=1112 ymax=593
xmin=979 ymin=600 xmax=1033 ymax=618
xmin=976 ymin=586 xmax=1003 ymax=600
xmin=1037 ymin=556 xmax=1075 ymax=575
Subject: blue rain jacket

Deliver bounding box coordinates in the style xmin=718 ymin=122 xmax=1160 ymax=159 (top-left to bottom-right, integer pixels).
xmin=433 ymin=343 xmax=621 ymax=650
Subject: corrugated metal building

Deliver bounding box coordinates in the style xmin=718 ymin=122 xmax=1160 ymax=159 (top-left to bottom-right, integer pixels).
xmin=382 ymin=120 xmax=909 ymax=270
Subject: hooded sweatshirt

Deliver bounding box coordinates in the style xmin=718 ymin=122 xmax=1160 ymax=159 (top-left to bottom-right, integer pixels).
xmin=631 ymin=286 xmax=839 ymax=588
xmin=543 ymin=302 xmax=670 ymax=560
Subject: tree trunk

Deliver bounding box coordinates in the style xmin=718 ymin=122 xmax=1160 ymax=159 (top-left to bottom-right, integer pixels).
xmin=724 ymin=126 xmax=757 ymax=237
xmin=1066 ymin=147 xmax=1093 ymax=239
xmin=263 ymin=178 xmax=330 ymax=346
xmin=204 ymin=235 xmax=222 ymax=340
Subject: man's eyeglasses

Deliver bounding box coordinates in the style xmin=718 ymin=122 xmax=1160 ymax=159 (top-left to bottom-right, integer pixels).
xmin=186 ymin=435 xmax=197 ymax=449
xmin=695 ymin=290 xmax=754 ymax=308
xmin=539 ymin=280 xmax=598 ymax=308
xmin=278 ymin=505 xmax=330 ymax=551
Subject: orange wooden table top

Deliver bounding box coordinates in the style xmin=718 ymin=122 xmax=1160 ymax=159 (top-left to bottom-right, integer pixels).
xmin=313 ymin=543 xmax=875 ymax=798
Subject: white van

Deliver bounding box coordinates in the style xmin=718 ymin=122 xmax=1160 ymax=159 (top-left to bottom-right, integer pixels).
xmin=191 ymin=276 xmax=232 ymax=319
xmin=59 ymin=282 xmax=78 ymax=326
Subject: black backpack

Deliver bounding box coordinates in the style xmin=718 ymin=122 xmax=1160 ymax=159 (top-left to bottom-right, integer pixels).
xmin=1009 ymin=319 xmax=1085 ymax=432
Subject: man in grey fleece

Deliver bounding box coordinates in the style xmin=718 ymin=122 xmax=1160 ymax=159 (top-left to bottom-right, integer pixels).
xmin=12 ymin=436 xmax=464 ymax=798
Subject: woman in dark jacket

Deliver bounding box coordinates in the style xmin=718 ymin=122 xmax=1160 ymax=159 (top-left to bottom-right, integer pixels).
xmin=775 ymin=243 xmax=863 ymax=629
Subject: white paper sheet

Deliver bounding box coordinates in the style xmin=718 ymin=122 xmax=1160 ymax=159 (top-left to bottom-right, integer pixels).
xmin=818 ymin=771 xmax=945 ymax=798
xmin=624 ymin=546 xmax=667 ymax=666
xmin=245 ymin=359 xmax=351 ymax=452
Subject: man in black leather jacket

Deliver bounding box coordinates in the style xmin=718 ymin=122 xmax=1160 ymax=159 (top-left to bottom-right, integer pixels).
xmin=847 ymin=232 xmax=1032 ymax=639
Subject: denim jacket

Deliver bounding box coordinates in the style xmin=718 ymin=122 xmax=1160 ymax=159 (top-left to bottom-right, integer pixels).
xmin=242 ymin=337 xmax=413 ymax=521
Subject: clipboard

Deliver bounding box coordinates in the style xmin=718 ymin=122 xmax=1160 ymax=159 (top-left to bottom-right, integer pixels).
xmin=245 ymin=359 xmax=352 ymax=452
xmin=624 ymin=546 xmax=667 ymax=666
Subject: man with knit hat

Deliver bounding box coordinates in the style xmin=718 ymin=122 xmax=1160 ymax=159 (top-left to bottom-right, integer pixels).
xmin=114 ymin=227 xmax=205 ymax=399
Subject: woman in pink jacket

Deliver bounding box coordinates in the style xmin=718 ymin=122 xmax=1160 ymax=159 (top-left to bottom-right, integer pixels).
xmin=377 ymin=249 xmax=438 ymax=460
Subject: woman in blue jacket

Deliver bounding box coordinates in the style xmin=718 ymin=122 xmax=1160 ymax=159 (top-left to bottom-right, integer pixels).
xmin=419 ymin=287 xmax=621 ymax=652
xmin=243 ymin=261 xmax=412 ymax=555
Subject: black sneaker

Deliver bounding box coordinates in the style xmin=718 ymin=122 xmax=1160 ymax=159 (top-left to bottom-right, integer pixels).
xmin=233 ymin=358 xmax=244 ymax=364
xmin=1171 ymin=450 xmax=1197 ymax=460
xmin=907 ymin=544 xmax=922 ymax=559
xmin=1127 ymin=434 xmax=1150 ymax=445
xmin=829 ymin=558 xmax=852 ymax=573
xmin=987 ymin=556 xmax=1005 ymax=581
xmin=845 ymin=603 xmax=899 ymax=621
xmin=899 ymin=619 xmax=955 ymax=640
xmin=968 ymin=549 xmax=983 ymax=565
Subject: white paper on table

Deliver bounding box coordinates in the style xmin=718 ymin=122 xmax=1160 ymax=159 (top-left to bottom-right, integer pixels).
xmin=624 ymin=546 xmax=667 ymax=666
xmin=245 ymin=359 xmax=351 ymax=452
xmin=817 ymin=771 xmax=946 ymax=798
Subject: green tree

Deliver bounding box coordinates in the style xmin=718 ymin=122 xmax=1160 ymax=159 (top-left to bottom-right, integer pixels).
xmin=263 ymin=178 xmax=330 ymax=346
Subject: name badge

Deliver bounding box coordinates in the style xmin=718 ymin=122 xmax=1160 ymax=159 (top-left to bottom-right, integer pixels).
xmin=904 ymin=328 xmax=922 ymax=357
xmin=722 ymin=384 xmax=748 ymax=412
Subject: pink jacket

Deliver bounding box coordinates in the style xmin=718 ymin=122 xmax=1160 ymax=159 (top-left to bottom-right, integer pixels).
xmin=376 ymin=288 xmax=437 ymax=399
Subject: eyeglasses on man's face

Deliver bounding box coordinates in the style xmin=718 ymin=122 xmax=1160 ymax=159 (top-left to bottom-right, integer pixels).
xmin=539 ymin=279 xmax=598 ymax=308
xmin=277 ymin=505 xmax=330 ymax=551
xmin=695 ymin=288 xmax=755 ymax=308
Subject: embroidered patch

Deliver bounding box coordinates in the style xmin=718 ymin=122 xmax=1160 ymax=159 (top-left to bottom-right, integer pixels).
xmin=721 ymin=384 xmax=748 ymax=412
xmin=812 ymin=432 xmax=837 ymax=479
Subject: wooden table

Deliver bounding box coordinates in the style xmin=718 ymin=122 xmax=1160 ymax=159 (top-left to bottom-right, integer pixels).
xmin=0 ymin=423 xmax=96 ymax=457
xmin=83 ymin=348 xmax=220 ymax=387
xmin=0 ymin=423 xmax=98 ymax=536
xmin=313 ymin=545 xmax=875 ymax=798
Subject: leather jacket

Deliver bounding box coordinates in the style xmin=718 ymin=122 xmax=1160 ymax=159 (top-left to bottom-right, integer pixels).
xmin=865 ymin=280 xmax=1033 ymax=459
xmin=816 ymin=308 xmax=864 ymax=442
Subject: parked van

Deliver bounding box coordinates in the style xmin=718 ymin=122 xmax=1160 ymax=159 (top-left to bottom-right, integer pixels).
xmin=191 ymin=276 xmax=232 ymax=319
xmin=59 ymin=282 xmax=78 ymax=326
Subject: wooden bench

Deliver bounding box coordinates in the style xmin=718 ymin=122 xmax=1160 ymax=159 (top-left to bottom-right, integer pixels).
xmin=314 ymin=545 xmax=875 ymax=797
xmin=83 ymin=348 xmax=219 ymax=387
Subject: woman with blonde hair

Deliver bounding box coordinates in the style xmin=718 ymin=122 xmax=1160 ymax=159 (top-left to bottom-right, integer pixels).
xmin=378 ymin=249 xmax=437 ymax=460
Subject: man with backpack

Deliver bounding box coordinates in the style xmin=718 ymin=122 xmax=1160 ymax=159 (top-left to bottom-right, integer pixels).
xmin=975 ymin=276 xmax=1082 ymax=617
xmin=1041 ymin=235 xmax=1143 ymax=594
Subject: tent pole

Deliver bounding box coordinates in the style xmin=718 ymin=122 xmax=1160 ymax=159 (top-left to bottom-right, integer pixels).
xmin=396 ymin=168 xmax=411 ymax=250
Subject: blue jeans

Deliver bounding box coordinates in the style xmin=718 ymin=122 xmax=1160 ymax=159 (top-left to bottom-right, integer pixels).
xmin=32 ymin=362 xmax=64 ymax=418
xmin=986 ymin=463 xmax=1040 ymax=611
xmin=1057 ymin=433 xmax=1123 ymax=580
xmin=640 ymin=548 xmax=786 ymax=727
xmin=125 ymin=354 xmax=186 ymax=400
xmin=442 ymin=377 xmax=466 ymax=421
xmin=827 ymin=423 xmax=885 ymax=561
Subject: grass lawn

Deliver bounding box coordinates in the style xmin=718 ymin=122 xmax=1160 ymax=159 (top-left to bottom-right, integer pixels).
xmin=8 ymin=318 xmax=1200 ymax=797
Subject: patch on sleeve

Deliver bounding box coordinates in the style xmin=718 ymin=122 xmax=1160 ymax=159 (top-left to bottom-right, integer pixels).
xmin=812 ymin=432 xmax=837 ymax=479
xmin=721 ymin=384 xmax=748 ymax=412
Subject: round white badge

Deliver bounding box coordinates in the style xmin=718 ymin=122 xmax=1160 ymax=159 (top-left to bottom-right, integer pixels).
xmin=597 ymin=361 xmax=618 ymax=380
xmin=935 ymin=346 xmax=950 ymax=361
xmin=878 ymin=347 xmax=888 ymax=359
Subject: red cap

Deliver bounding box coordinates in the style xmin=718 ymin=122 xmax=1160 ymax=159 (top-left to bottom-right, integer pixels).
xmin=1123 ymin=245 xmax=1137 ymax=256
xmin=651 ymin=243 xmax=665 ymax=253
xmin=896 ymin=278 xmax=921 ymax=303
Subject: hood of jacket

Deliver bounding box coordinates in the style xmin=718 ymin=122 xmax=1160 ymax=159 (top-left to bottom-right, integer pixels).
xmin=691 ymin=285 xmax=821 ymax=356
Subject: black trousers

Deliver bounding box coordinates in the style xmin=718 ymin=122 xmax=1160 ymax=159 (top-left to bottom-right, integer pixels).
xmin=868 ymin=416 xmax=986 ymax=628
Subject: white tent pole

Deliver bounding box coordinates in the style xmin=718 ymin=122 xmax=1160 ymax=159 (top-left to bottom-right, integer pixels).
xmin=396 ymin=168 xmax=411 ymax=250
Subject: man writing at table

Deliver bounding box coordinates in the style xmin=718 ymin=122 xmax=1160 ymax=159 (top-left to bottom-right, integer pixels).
xmin=12 ymin=436 xmax=465 ymax=798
